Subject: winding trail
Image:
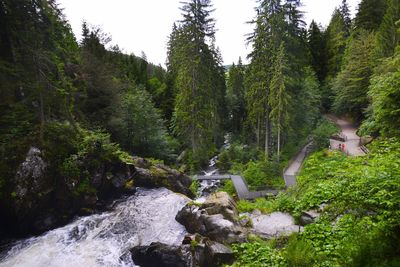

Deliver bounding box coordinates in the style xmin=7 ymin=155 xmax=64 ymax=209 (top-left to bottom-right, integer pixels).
xmin=196 ymin=116 xmax=366 ymax=198
xmin=283 ymin=143 xmax=312 ymax=187
xmin=194 ymin=175 xmax=279 ymax=200
xmin=326 ymin=115 xmax=366 ymax=156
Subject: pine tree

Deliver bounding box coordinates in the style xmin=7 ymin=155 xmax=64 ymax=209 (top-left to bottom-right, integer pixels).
xmin=340 ymin=0 xmax=352 ymax=33
xmin=376 ymin=0 xmax=400 ymax=58
xmin=332 ymin=30 xmax=376 ymax=119
xmin=168 ymin=0 xmax=226 ymax=168
xmin=226 ymin=58 xmax=246 ymax=136
xmin=269 ymin=43 xmax=290 ymax=161
xmin=326 ymin=8 xmax=348 ymax=79
xmin=307 ymin=20 xmax=327 ymax=82
xmin=355 ymin=0 xmax=388 ymax=31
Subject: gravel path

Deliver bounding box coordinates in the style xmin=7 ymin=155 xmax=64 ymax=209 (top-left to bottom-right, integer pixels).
xmin=327 ymin=115 xmax=366 ymax=156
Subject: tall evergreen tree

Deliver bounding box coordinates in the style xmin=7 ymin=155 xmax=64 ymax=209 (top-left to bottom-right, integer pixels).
xmin=307 ymin=20 xmax=327 ymax=82
xmin=226 ymin=58 xmax=246 ymax=136
xmin=355 ymin=0 xmax=388 ymax=31
xmin=332 ymin=30 xmax=376 ymax=119
xmin=376 ymin=0 xmax=400 ymax=58
xmin=269 ymin=43 xmax=290 ymax=161
xmin=325 ymin=8 xmax=348 ymax=79
xmin=168 ymin=0 xmax=226 ymax=168
xmin=340 ymin=0 xmax=352 ymax=32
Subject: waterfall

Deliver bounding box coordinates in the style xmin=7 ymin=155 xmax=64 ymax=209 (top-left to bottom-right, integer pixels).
xmin=0 ymin=188 xmax=189 ymax=267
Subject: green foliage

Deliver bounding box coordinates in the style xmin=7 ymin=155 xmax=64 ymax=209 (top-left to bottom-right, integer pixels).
xmin=362 ymin=48 xmax=400 ymax=136
xmin=226 ymin=58 xmax=246 ymax=137
xmin=220 ymin=180 xmax=236 ymax=197
xmin=236 ymin=138 xmax=400 ymax=266
xmin=216 ymin=143 xmax=259 ymax=173
xmin=168 ymin=0 xmax=226 ymax=169
xmin=375 ymin=0 xmax=400 ymax=58
xmin=325 ymin=8 xmax=349 ymax=80
xmin=59 ymin=128 xmax=132 ymax=195
xmin=283 ymin=235 xmax=317 ymax=267
xmin=110 ymin=85 xmax=176 ymax=162
xmin=292 ymin=139 xmax=400 ymax=264
xmin=74 ymin=177 xmax=96 ymax=196
xmin=243 ymin=161 xmax=284 ymax=190
xmin=307 ymin=20 xmax=328 ymax=82
xmin=311 ymin=118 xmax=339 ymax=150
xmin=332 ymin=30 xmax=376 ymax=118
xmin=236 ymin=192 xmax=295 ymax=214
xmin=189 ymin=180 xmax=200 ymax=197
xmin=231 ymin=241 xmax=286 ymax=267
xmin=355 ymin=0 xmax=388 ymax=32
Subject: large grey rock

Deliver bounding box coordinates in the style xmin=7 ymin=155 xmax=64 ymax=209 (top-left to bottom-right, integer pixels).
xmin=176 ymin=192 xmax=246 ymax=244
xmin=250 ymin=211 xmax=302 ymax=239
xmin=14 ymin=147 xmax=50 ymax=214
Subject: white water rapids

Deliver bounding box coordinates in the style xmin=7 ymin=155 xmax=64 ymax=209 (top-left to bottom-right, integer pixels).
xmin=0 ymin=188 xmax=189 ymax=267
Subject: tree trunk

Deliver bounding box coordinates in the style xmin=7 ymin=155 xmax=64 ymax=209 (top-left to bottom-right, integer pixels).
xmin=256 ymin=115 xmax=260 ymax=148
xmin=277 ymin=126 xmax=281 ymax=162
xmin=39 ymin=90 xmax=45 ymax=142
xmin=265 ymin=115 xmax=269 ymax=159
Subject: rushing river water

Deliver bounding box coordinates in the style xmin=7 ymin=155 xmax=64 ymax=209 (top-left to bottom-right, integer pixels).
xmin=0 ymin=188 xmax=189 ymax=267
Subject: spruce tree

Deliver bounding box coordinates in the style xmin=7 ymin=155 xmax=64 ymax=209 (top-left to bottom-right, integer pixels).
xmin=340 ymin=0 xmax=352 ymax=33
xmin=376 ymin=0 xmax=400 ymax=58
xmin=332 ymin=30 xmax=376 ymax=119
xmin=355 ymin=0 xmax=388 ymax=31
xmin=307 ymin=20 xmax=327 ymax=82
xmin=269 ymin=43 xmax=290 ymax=161
xmin=168 ymin=0 xmax=226 ymax=168
xmin=226 ymin=58 xmax=246 ymax=136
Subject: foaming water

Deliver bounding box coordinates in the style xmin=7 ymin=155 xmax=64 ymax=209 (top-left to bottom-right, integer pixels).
xmin=0 ymin=188 xmax=189 ymax=267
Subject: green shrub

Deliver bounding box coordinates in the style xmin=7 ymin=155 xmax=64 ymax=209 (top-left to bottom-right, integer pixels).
xmin=231 ymin=241 xmax=286 ymax=267
xmin=311 ymin=118 xmax=339 ymax=150
xmin=283 ymin=235 xmax=317 ymax=267
xmin=189 ymin=180 xmax=200 ymax=196
xmin=220 ymin=179 xmax=236 ymax=197
xmin=242 ymin=160 xmax=285 ymax=190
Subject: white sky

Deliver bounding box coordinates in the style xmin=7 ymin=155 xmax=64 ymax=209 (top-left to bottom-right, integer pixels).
xmin=58 ymin=0 xmax=361 ymax=66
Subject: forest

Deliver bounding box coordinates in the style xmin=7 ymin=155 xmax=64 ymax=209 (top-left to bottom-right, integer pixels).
xmin=0 ymin=0 xmax=400 ymax=266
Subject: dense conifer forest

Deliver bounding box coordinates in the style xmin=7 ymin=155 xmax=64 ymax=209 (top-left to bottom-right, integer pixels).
xmin=0 ymin=0 xmax=400 ymax=265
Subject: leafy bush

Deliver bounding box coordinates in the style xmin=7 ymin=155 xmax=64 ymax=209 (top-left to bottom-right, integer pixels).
xmin=288 ymin=139 xmax=400 ymax=265
xmin=109 ymin=86 xmax=176 ymax=162
xmin=216 ymin=143 xmax=259 ymax=173
xmin=311 ymin=118 xmax=339 ymax=150
xmin=242 ymin=160 xmax=285 ymax=190
xmin=283 ymin=235 xmax=318 ymax=267
xmin=189 ymin=180 xmax=200 ymax=196
xmin=231 ymin=241 xmax=286 ymax=267
xmin=220 ymin=179 xmax=236 ymax=197
xmin=234 ymin=138 xmax=400 ymax=266
xmin=236 ymin=192 xmax=295 ymax=214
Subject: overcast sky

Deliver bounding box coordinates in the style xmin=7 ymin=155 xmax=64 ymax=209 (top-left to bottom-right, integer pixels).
xmin=58 ymin=0 xmax=361 ymax=66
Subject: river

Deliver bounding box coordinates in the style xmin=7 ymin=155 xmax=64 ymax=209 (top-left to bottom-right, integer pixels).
xmin=0 ymin=188 xmax=189 ymax=267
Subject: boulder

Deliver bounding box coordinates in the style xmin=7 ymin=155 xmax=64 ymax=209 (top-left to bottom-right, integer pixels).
xmin=176 ymin=192 xmax=246 ymax=244
xmin=134 ymin=162 xmax=194 ymax=198
xmin=130 ymin=242 xmax=192 ymax=267
xmin=130 ymin=237 xmax=235 ymax=267
xmin=202 ymin=191 xmax=238 ymax=221
xmin=250 ymin=211 xmax=302 ymax=239
xmin=300 ymin=210 xmax=320 ymax=226
xmin=14 ymin=147 xmax=50 ymax=214
xmin=204 ymin=240 xmax=235 ymax=267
